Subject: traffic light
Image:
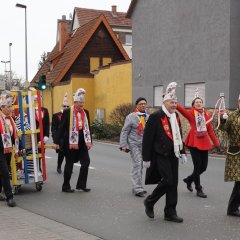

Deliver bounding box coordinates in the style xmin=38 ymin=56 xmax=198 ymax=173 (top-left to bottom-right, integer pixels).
xmin=38 ymin=75 xmax=46 ymax=90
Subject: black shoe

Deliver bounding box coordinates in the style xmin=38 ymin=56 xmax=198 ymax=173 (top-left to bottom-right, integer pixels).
xmin=76 ymin=187 xmax=91 ymax=192
xmin=62 ymin=188 xmax=75 ymax=193
xmin=196 ymin=190 xmax=207 ymax=198
xmin=57 ymin=167 xmax=62 ymax=174
xmin=135 ymin=191 xmax=145 ymax=197
xmin=183 ymin=178 xmax=193 ymax=192
xmin=7 ymin=198 xmax=16 ymax=207
xmin=0 ymin=194 xmax=6 ymax=201
xmin=227 ymin=210 xmax=240 ymax=217
xmin=164 ymin=214 xmax=183 ymax=223
xmin=143 ymin=199 xmax=154 ymax=219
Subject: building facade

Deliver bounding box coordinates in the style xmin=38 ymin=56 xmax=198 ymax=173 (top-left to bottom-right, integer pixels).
xmin=32 ymin=14 xmax=131 ymax=122
xmin=73 ymin=6 xmax=132 ymax=58
xmin=127 ymin=0 xmax=240 ymax=109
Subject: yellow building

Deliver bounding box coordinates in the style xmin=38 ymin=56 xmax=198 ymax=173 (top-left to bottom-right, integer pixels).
xmin=32 ymin=14 xmax=132 ymax=124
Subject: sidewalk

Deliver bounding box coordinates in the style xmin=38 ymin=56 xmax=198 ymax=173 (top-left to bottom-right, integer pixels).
xmin=0 ymin=203 xmax=102 ymax=240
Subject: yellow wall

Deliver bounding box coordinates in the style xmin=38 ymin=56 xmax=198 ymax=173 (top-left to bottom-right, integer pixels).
xmin=71 ymin=75 xmax=94 ymax=121
xmin=90 ymin=57 xmax=100 ymax=72
xmin=45 ymin=62 xmax=132 ymax=124
xmin=42 ymin=89 xmax=52 ymax=117
xmin=102 ymin=57 xmax=112 ymax=66
xmin=42 ymin=84 xmax=72 ymax=122
xmin=94 ymin=62 xmax=132 ymax=123
xmin=52 ymin=84 xmax=72 ymax=113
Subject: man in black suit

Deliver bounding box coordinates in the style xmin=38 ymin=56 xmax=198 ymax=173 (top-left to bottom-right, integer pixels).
xmin=51 ymin=93 xmax=69 ymax=174
xmin=29 ymin=87 xmax=50 ymax=174
xmin=54 ymin=88 xmax=92 ymax=193
xmin=142 ymin=82 xmax=186 ymax=223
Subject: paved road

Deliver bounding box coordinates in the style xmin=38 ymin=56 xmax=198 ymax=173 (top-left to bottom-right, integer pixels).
xmin=3 ymin=142 xmax=240 ymax=240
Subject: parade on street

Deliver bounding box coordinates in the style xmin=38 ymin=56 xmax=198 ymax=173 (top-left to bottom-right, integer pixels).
xmin=1 ymin=0 xmax=240 ymax=239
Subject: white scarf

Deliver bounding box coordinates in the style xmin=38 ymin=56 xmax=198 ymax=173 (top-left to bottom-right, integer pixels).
xmin=162 ymin=104 xmax=183 ymax=158
xmin=69 ymin=106 xmax=91 ymax=149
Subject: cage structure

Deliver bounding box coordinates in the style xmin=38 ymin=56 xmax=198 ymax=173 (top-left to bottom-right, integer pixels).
xmin=10 ymin=89 xmax=46 ymax=193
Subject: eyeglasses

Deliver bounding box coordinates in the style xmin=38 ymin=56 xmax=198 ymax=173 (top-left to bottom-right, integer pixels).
xmin=63 ymin=105 xmax=69 ymax=108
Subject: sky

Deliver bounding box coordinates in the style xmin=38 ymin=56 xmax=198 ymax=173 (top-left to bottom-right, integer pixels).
xmin=0 ymin=0 xmax=131 ymax=82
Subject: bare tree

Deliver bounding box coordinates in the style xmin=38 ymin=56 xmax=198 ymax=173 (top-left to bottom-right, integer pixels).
xmin=38 ymin=51 xmax=48 ymax=69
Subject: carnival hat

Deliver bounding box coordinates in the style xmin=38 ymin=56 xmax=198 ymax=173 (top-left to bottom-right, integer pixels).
xmin=73 ymin=88 xmax=86 ymax=102
xmin=163 ymin=82 xmax=177 ymax=102
xmin=62 ymin=92 xmax=69 ymax=106
xmin=0 ymin=91 xmax=13 ymax=107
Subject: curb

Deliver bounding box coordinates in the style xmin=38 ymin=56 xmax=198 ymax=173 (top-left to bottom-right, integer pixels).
xmin=93 ymin=139 xmax=226 ymax=158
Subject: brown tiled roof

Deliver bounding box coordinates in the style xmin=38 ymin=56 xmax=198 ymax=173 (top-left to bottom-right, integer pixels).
xmin=74 ymin=7 xmax=132 ymax=27
xmin=32 ymin=14 xmax=129 ymax=86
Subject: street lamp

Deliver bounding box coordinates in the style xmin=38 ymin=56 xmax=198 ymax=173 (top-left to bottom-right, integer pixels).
xmin=16 ymin=3 xmax=28 ymax=83
xmin=1 ymin=61 xmax=10 ymax=72
xmin=9 ymin=43 xmax=12 ymax=89
xmin=1 ymin=60 xmax=10 ymax=89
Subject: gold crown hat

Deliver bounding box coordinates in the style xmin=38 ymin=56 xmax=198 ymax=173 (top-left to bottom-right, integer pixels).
xmin=62 ymin=92 xmax=69 ymax=106
xmin=73 ymin=88 xmax=86 ymax=102
xmin=163 ymin=82 xmax=177 ymax=102
xmin=0 ymin=91 xmax=13 ymax=107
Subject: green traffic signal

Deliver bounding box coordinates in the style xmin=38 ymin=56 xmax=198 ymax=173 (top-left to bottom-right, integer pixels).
xmin=38 ymin=75 xmax=46 ymax=90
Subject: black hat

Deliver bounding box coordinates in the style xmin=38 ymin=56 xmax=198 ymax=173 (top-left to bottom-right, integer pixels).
xmin=135 ymin=97 xmax=147 ymax=105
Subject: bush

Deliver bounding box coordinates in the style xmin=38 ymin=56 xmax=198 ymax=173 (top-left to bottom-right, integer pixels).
xmin=109 ymin=103 xmax=133 ymax=127
xmin=91 ymin=103 xmax=133 ymax=141
xmin=91 ymin=120 xmax=121 ymax=140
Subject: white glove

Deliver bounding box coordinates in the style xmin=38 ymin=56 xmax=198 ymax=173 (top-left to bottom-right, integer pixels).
xmin=180 ymin=154 xmax=188 ymax=164
xmin=43 ymin=136 xmax=49 ymax=144
xmin=143 ymin=161 xmax=151 ymax=168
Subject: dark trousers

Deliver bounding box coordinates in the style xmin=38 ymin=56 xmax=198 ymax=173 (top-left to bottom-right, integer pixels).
xmin=57 ymin=150 xmax=65 ymax=169
xmin=62 ymin=147 xmax=90 ymax=190
xmin=186 ymin=147 xmax=208 ymax=190
xmin=227 ymin=181 xmax=240 ymax=213
xmin=0 ymin=152 xmax=13 ymax=200
xmin=145 ymin=153 xmax=179 ymax=216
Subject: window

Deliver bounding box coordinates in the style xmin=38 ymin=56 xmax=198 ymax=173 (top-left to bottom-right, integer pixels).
xmin=184 ymin=83 xmax=205 ymax=107
xmin=90 ymin=57 xmax=100 ymax=72
xmin=125 ymin=34 xmax=132 ymax=45
xmin=102 ymin=57 xmax=112 ymax=66
xmin=154 ymin=85 xmax=163 ymax=107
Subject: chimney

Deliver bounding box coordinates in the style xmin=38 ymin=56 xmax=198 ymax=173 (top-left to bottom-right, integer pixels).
xmin=58 ymin=15 xmax=68 ymax=51
xmin=112 ymin=5 xmax=117 ymax=15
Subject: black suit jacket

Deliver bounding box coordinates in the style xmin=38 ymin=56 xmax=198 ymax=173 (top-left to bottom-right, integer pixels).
xmin=51 ymin=111 xmax=62 ymax=140
xmin=35 ymin=107 xmax=50 ymax=139
xmin=54 ymin=108 xmax=91 ymax=149
xmin=142 ymin=108 xmax=184 ymax=184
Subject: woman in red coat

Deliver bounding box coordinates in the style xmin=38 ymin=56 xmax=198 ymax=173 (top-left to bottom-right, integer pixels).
xmin=177 ymin=97 xmax=219 ymax=198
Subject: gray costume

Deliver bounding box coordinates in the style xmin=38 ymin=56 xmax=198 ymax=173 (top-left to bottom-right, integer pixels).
xmin=120 ymin=112 xmax=149 ymax=194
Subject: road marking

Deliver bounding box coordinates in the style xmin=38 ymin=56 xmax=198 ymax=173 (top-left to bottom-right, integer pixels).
xmin=74 ymin=163 xmax=95 ymax=170
xmin=45 ymin=156 xmax=52 ymax=159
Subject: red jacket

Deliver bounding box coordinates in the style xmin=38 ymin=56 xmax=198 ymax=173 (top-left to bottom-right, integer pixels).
xmin=177 ymin=104 xmax=219 ymax=150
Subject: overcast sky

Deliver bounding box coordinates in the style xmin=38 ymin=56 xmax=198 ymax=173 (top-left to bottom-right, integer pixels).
xmin=0 ymin=0 xmax=131 ymax=82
